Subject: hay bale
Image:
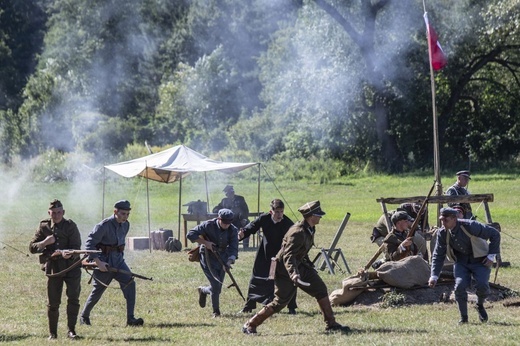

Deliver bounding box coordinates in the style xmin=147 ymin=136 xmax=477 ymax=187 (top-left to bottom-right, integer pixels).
xmin=376 ymin=255 xmax=430 ymax=288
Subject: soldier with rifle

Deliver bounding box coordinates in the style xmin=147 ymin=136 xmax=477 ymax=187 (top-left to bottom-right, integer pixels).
xmin=242 ymin=201 xmax=350 ymax=335
xmin=382 ymin=211 xmax=428 ymax=263
xmin=29 ymin=199 xmax=82 ymax=340
xmin=79 ymin=200 xmax=145 ymax=327
xmin=187 ymin=208 xmax=239 ymax=317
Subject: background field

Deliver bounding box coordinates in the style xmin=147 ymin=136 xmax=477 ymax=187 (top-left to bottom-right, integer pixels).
xmin=1 ymin=170 xmax=519 ymax=345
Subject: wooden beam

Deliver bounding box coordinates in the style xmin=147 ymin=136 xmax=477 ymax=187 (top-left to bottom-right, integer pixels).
xmin=376 ymin=194 xmax=493 ymax=205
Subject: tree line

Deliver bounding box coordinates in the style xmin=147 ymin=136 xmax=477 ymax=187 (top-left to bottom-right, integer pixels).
xmin=1 ymin=0 xmax=519 ymax=175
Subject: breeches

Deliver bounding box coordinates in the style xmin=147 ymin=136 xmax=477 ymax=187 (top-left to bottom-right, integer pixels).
xmin=268 ymin=262 xmax=328 ymax=313
xmin=453 ymin=260 xmax=491 ymax=301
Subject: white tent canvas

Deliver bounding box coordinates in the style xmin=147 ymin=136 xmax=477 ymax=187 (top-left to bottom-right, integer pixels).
xmin=104 ymin=145 xmax=259 ymax=248
xmin=105 ymin=144 xmax=258 ymax=182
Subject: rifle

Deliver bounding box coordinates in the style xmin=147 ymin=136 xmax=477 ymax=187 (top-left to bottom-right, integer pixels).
xmin=51 ymin=249 xmax=102 ymax=258
xmin=403 ymin=181 xmax=436 ymax=255
xmin=362 ymin=181 xmax=436 ymax=271
xmin=211 ymin=251 xmax=245 ymax=301
xmin=83 ymin=262 xmax=153 ymax=281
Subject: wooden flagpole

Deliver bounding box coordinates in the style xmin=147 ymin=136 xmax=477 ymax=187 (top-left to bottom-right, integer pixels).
xmin=423 ymin=0 xmax=443 ymax=224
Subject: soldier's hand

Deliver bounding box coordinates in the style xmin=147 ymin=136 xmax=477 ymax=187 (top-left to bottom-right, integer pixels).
xmin=428 ymin=277 xmax=437 ymax=288
xmin=401 ymin=238 xmax=413 ymax=247
xmin=290 ymin=273 xmax=300 ymax=286
xmin=238 ymin=229 xmax=245 ymax=241
xmin=204 ymin=240 xmax=216 ymax=252
xmin=226 ymin=259 xmax=234 ymax=269
xmin=37 ymin=235 xmax=56 ymax=251
xmin=482 ymin=257 xmax=493 ymax=268
xmin=94 ymin=258 xmax=109 ymax=272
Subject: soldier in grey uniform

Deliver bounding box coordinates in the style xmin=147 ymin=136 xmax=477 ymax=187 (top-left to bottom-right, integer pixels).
xmin=242 ymin=201 xmax=350 ymax=334
xmin=29 ymin=199 xmax=82 ymax=340
xmin=445 ymin=170 xmax=473 ymax=219
xmin=429 ymin=207 xmax=500 ymax=324
xmin=80 ymin=200 xmax=144 ymax=327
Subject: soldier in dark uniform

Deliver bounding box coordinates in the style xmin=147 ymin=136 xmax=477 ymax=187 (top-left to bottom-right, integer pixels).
xmin=429 ymin=207 xmax=500 ymax=324
xmin=238 ymin=199 xmax=298 ymax=314
xmin=242 ymin=201 xmax=350 ymax=334
xmin=383 ymin=211 xmax=421 ymax=261
xmin=29 ymin=199 xmax=82 ymax=340
xmin=213 ymin=185 xmax=250 ymax=248
xmin=80 ymin=200 xmax=144 ymax=327
xmin=445 ymin=170 xmax=473 ymax=219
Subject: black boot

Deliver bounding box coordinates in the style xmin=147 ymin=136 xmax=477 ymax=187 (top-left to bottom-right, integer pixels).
xmin=197 ymin=287 xmax=207 ymax=308
xmin=476 ymin=304 xmax=488 ymax=322
xmin=48 ymin=307 xmax=59 ymax=340
xmin=458 ymin=315 xmax=468 ymax=324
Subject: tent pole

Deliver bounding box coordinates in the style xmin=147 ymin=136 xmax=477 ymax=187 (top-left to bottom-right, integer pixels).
xmin=256 ymin=163 xmax=261 ymax=247
xmin=102 ymin=167 xmax=106 ymax=220
xmin=205 ymin=172 xmax=210 ymax=213
xmin=178 ymin=175 xmax=182 ymax=242
xmin=145 ymin=162 xmax=151 ymax=253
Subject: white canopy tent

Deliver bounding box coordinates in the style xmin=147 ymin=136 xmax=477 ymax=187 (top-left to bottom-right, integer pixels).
xmin=103 ymin=145 xmax=260 ymax=249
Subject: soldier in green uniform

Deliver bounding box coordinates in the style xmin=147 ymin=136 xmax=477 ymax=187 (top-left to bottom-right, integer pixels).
xmin=242 ymin=201 xmax=350 ymax=334
xmin=29 ymin=199 xmax=82 ymax=340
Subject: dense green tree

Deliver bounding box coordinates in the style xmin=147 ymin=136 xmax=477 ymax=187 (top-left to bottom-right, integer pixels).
xmin=15 ymin=0 xmax=191 ymax=158
xmin=0 ymin=0 xmax=47 ymax=162
xmin=2 ymin=0 xmax=520 ymax=175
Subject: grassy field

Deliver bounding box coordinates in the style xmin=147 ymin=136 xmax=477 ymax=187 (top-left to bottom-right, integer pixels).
xmin=1 ymin=170 xmax=519 ymax=345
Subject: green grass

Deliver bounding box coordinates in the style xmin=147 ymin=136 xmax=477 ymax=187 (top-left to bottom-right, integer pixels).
xmin=1 ymin=170 xmax=519 ymax=345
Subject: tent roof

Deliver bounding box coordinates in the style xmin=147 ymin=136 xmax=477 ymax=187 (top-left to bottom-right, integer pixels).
xmin=104 ymin=145 xmax=258 ymax=183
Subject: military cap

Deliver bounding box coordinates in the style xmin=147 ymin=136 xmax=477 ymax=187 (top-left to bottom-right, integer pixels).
xmin=49 ymin=199 xmax=63 ymax=209
xmin=114 ymin=200 xmax=131 ymax=210
xmin=456 ymin=170 xmax=471 ymax=179
xmin=298 ymin=200 xmax=326 ymax=218
xmin=452 ymin=204 xmax=465 ymax=215
xmin=218 ymin=208 xmax=234 ymax=223
xmin=223 ymin=185 xmax=234 ymax=193
xmin=440 ymin=207 xmax=458 ymax=217
xmin=391 ymin=211 xmax=414 ymax=225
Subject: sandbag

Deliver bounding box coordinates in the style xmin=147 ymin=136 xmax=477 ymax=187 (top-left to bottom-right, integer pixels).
xmin=329 ymin=274 xmax=369 ymax=306
xmin=376 ymin=255 xmax=430 ymax=288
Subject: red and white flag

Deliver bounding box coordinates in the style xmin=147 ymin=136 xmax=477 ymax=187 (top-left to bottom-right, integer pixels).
xmin=424 ymin=12 xmax=447 ymax=71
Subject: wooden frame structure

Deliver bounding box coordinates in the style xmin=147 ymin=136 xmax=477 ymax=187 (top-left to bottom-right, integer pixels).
xmin=312 ymin=213 xmax=351 ymax=275
xmin=376 ymin=194 xmax=495 ymax=230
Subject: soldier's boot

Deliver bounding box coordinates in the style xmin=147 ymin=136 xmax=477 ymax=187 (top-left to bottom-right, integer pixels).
xmin=48 ymin=307 xmax=59 ymax=339
xmin=67 ymin=300 xmax=80 ymax=336
xmin=456 ymin=297 xmax=469 ymax=324
xmin=317 ymin=297 xmax=351 ymax=333
xmin=242 ymin=306 xmax=275 ymax=334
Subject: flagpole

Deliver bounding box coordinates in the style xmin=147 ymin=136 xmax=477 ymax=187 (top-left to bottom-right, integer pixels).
xmin=424 ymin=5 xmax=443 ymax=224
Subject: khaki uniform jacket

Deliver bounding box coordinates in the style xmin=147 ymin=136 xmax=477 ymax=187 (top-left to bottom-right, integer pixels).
xmin=276 ymin=220 xmax=314 ymax=278
xmin=29 ymin=218 xmax=82 ymax=274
